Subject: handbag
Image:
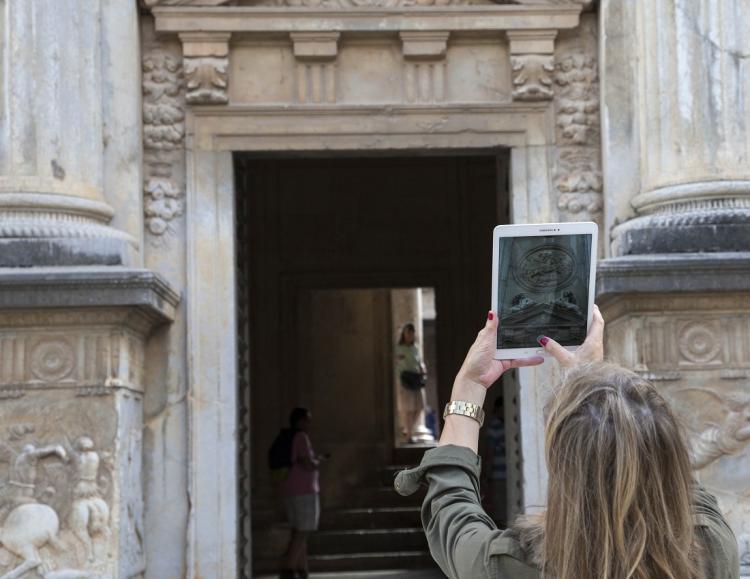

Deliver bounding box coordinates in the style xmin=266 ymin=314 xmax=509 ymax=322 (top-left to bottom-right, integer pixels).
xmin=400 ymin=370 xmax=427 ymax=391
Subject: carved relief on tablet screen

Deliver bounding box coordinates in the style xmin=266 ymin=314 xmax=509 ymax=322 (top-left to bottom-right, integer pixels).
xmin=513 ymin=244 xmax=576 ymax=292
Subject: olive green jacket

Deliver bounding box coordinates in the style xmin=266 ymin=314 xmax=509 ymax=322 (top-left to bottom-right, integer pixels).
xmin=395 ymin=445 xmax=740 ymax=579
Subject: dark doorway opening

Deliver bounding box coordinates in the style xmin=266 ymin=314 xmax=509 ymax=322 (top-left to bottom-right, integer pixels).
xmin=235 ymin=153 xmax=510 ymax=576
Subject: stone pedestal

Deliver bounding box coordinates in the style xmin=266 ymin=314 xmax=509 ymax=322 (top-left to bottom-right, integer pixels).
xmin=0 ymin=268 xmax=178 ymax=578
xmin=598 ymin=254 xmax=750 ymax=574
xmin=0 ymin=1 xmax=141 ymax=266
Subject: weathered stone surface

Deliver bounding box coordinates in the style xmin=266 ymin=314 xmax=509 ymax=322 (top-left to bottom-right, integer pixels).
xmin=0 ymin=270 xmax=178 ymax=578
xmin=0 ymin=268 xmax=179 ymax=320
xmin=0 ymin=391 xmax=142 ymax=578
xmin=597 ymin=253 xmax=750 ymax=297
xmin=601 ymin=0 xmax=750 ymax=256
xmin=0 ymin=1 xmax=141 ymax=267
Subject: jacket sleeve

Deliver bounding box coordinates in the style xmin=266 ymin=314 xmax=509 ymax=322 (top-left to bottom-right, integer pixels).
xmin=693 ymin=486 xmax=740 ymax=579
xmin=395 ymin=444 xmax=519 ymax=579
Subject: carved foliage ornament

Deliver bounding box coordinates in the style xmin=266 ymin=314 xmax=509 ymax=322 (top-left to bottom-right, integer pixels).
xmin=511 ymin=55 xmax=554 ymax=102
xmin=552 ymin=18 xmax=602 ymax=222
xmin=184 ymin=56 xmax=230 ymax=105
xmin=142 ymin=51 xmax=186 ymax=237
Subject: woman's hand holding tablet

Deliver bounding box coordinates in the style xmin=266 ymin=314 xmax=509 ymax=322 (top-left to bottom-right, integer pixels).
xmin=491 ymin=222 xmax=598 ymax=360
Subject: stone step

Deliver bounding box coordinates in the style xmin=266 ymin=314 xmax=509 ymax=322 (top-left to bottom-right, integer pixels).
xmin=320 ymin=506 xmax=423 ymax=531
xmin=310 ymin=528 xmax=428 ymax=555
xmin=255 ymin=551 xmax=437 ymax=575
xmin=308 ymin=551 xmax=436 ymax=573
xmin=354 ymin=486 xmax=424 ymax=508
xmin=256 ymin=570 xmax=445 ymax=579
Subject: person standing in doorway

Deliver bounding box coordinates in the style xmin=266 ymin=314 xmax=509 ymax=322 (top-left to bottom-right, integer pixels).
xmin=482 ymin=396 xmax=508 ymax=527
xmin=396 ymin=322 xmax=427 ymax=444
xmin=279 ymin=408 xmax=322 ymax=579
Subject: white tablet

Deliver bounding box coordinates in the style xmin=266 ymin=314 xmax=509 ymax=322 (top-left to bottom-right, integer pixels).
xmin=492 ymin=222 xmax=598 ymax=359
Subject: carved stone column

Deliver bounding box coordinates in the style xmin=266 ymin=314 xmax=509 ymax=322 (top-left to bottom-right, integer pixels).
xmin=0 ymin=269 xmax=179 ymax=578
xmin=0 ymin=1 xmax=140 ymax=266
xmin=600 ymin=3 xmax=750 ymax=570
xmin=602 ymin=0 xmax=750 ymax=255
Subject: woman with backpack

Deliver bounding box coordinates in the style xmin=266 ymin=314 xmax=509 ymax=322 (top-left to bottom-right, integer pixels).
xmin=272 ymin=408 xmax=325 ymax=579
xmin=396 ymin=307 xmax=739 ymax=579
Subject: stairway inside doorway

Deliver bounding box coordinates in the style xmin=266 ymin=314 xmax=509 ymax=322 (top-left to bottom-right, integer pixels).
xmin=253 ymin=446 xmax=444 ymax=577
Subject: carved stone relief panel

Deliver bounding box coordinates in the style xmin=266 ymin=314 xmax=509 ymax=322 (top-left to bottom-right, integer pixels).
xmin=0 ymin=391 xmax=144 ymax=579
xmin=0 ymin=317 xmax=147 ymax=393
xmin=603 ymin=294 xmax=750 ymax=560
xmin=142 ymin=40 xmax=186 ymax=239
xmin=552 ymin=14 xmax=602 ymax=226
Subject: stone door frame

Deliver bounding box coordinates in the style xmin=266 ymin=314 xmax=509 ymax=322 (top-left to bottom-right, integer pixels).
xmin=185 ymin=103 xmax=559 ymax=576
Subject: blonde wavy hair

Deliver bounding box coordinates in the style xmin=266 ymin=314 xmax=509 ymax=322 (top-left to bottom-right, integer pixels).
xmin=515 ymin=362 xmax=703 ymax=579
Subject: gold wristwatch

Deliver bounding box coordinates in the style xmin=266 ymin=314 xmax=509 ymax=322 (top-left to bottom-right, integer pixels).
xmin=443 ymin=400 xmax=485 ymax=427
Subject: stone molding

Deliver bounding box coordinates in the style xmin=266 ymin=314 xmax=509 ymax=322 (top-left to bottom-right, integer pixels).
xmin=597 ymin=253 xmax=750 ymax=299
xmin=153 ymin=5 xmax=582 ymax=33
xmin=0 ymin=267 xmax=180 ymax=323
xmin=507 ymin=30 xmax=557 ymax=102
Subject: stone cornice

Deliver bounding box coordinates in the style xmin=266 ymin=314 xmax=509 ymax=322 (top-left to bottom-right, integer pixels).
xmin=153 ymin=5 xmax=582 ymax=33
xmin=0 ymin=267 xmax=180 ymax=325
xmin=597 ymin=253 xmax=750 ymax=300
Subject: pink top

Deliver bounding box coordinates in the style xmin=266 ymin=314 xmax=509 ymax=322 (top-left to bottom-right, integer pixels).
xmin=280 ymin=431 xmax=320 ymax=497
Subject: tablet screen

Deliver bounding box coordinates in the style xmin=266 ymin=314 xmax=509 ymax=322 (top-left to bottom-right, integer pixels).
xmin=496 ymin=234 xmax=592 ymax=349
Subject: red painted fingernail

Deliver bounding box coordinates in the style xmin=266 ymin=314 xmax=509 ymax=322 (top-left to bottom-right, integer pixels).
xmin=488 ymin=311 xmax=494 ymax=321
xmin=537 ymin=335 xmax=549 ymax=346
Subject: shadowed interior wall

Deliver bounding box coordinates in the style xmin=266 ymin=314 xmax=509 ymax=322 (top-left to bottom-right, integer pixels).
xmin=235 ymin=154 xmax=507 ymax=547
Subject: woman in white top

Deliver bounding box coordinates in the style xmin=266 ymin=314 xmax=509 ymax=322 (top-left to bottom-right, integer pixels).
xmin=395 ymin=322 xmax=427 ymax=444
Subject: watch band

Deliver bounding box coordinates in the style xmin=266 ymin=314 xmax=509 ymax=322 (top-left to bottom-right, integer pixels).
xmin=443 ymin=400 xmax=485 ymax=427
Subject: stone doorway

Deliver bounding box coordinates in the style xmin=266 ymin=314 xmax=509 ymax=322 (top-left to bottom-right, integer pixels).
xmin=234 ymin=152 xmax=519 ymax=575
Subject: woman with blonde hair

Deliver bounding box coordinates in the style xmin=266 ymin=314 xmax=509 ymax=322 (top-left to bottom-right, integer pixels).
xmin=396 ymin=306 xmax=739 ymax=579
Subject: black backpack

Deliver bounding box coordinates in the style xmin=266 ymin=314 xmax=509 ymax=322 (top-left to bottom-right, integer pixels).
xmin=268 ymin=428 xmax=297 ymax=481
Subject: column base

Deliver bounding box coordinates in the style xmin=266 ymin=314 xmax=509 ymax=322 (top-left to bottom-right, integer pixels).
xmin=0 ymin=237 xmax=137 ymax=267
xmin=0 ymin=193 xmax=138 ymax=267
